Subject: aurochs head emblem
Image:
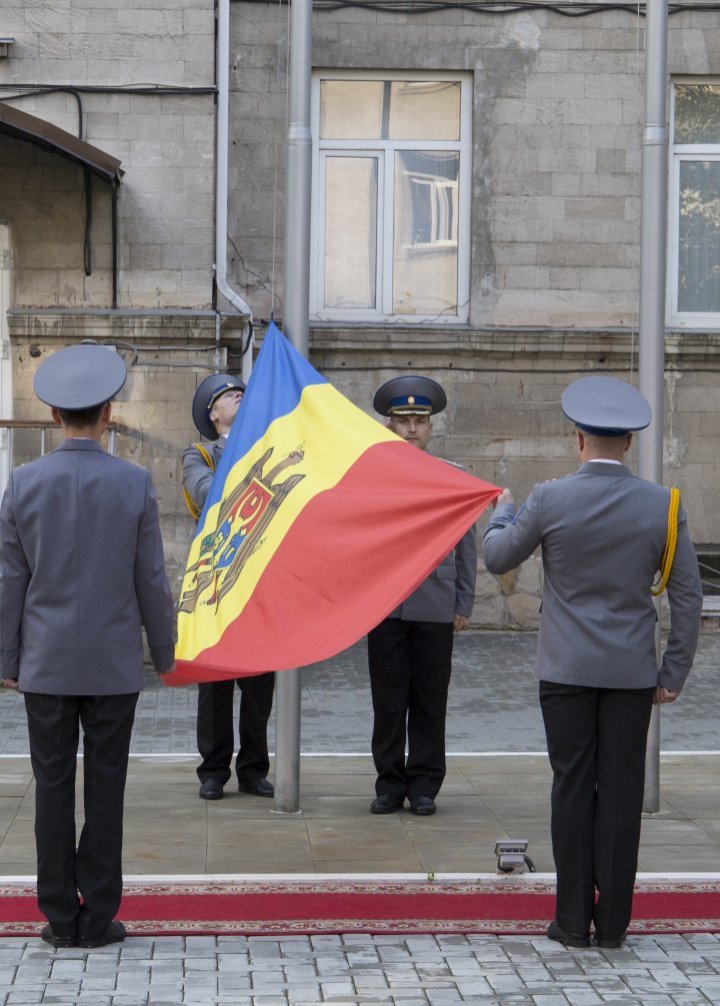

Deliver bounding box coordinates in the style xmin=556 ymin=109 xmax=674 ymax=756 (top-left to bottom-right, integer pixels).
xmin=179 ymin=446 xmax=305 ymax=614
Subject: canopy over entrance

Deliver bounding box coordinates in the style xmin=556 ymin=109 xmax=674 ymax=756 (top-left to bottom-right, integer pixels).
xmin=0 ymin=101 xmax=123 ymax=183
xmin=0 ymin=101 xmax=123 ymax=306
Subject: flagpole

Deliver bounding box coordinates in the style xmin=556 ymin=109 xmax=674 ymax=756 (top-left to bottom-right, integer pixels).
xmin=638 ymin=0 xmax=668 ymax=814
xmin=275 ymin=0 xmax=313 ymax=813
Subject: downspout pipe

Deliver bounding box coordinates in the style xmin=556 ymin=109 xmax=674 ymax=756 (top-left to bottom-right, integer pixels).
xmin=216 ymin=0 xmax=253 ymax=383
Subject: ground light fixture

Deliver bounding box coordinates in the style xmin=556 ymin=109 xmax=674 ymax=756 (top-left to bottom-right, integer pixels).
xmin=495 ymin=839 xmax=536 ymax=874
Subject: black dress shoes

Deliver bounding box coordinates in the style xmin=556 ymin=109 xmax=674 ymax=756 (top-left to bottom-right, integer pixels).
xmin=199 ymin=778 xmax=223 ymax=800
xmin=409 ymin=796 xmax=436 ymax=816
xmin=239 ymin=777 xmax=274 ymax=797
xmin=370 ymin=794 xmax=404 ymax=814
xmin=594 ymin=932 xmax=626 ymax=949
xmin=78 ymin=920 xmax=126 ymax=949
xmin=546 ymin=920 xmax=591 ymax=948
xmin=41 ymin=923 xmax=77 ymax=948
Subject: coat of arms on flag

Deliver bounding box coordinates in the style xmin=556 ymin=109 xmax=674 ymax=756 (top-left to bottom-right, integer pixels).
xmin=166 ymin=323 xmax=500 ymax=685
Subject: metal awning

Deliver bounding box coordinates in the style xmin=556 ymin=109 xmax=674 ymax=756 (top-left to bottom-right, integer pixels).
xmin=0 ymin=101 xmax=123 ymax=306
xmin=0 ymin=101 xmax=123 ymax=183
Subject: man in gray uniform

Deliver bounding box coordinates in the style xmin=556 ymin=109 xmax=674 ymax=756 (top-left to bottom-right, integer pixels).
xmin=182 ymin=374 xmax=275 ymax=802
xmin=368 ymin=376 xmax=477 ymax=817
xmin=0 ymin=344 xmax=175 ymax=949
xmin=483 ymin=376 xmax=702 ymax=949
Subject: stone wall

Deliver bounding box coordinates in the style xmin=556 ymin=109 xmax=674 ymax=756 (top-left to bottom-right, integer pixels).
xmin=0 ymin=1 xmax=216 ymax=309
xmin=6 ymin=313 xmax=716 ymax=628
xmin=310 ymin=325 xmax=720 ymax=628
xmin=227 ymin=2 xmax=720 ymax=626
xmin=227 ymin=2 xmax=720 ymax=326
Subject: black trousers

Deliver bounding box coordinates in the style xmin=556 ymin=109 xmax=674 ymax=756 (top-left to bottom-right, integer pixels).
xmin=539 ymin=681 xmax=654 ymax=939
xmin=368 ymin=618 xmax=454 ymax=800
xmin=196 ymin=673 xmax=275 ymax=785
xmin=24 ymin=692 xmax=138 ymax=941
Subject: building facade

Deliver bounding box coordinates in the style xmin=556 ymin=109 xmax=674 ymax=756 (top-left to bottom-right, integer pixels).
xmin=1 ymin=0 xmax=718 ymax=624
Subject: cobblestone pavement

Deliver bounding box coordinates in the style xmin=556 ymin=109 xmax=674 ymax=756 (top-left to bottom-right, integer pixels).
xmin=1 ymin=631 xmax=718 ymax=755
xmin=2 ymin=932 xmax=720 ymax=1005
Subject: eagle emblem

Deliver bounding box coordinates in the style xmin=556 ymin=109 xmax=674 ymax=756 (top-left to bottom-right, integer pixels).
xmin=179 ymin=446 xmax=305 ymax=614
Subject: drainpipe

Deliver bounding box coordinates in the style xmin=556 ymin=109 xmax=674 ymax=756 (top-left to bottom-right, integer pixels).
xmin=216 ymin=0 xmax=253 ymax=383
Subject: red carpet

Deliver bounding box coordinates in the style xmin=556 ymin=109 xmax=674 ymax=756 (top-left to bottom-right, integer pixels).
xmin=2 ymin=879 xmax=719 ymax=937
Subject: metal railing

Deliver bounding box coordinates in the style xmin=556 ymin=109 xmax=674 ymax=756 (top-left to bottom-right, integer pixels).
xmin=698 ymin=556 xmax=720 ymax=616
xmin=0 ymin=420 xmax=118 ymax=498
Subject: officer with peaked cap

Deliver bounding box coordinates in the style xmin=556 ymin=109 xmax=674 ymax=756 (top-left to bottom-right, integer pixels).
xmin=182 ymin=373 xmax=275 ymax=803
xmin=483 ymin=375 xmax=702 ymax=949
xmin=367 ymin=374 xmax=477 ymax=818
xmin=0 ymin=344 xmax=175 ymax=948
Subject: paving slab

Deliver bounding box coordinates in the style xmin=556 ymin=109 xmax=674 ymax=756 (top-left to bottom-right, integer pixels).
xmin=0 ymin=752 xmax=719 ymax=875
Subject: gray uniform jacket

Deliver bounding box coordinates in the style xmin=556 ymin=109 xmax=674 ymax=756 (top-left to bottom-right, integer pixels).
xmin=0 ymin=439 xmax=175 ymax=694
xmin=182 ymin=438 xmax=224 ymax=513
xmin=388 ymin=522 xmax=477 ymax=624
xmin=483 ymin=462 xmax=702 ymax=693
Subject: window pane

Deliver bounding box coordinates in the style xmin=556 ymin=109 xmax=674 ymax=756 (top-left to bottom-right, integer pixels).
xmin=393 ymin=151 xmax=459 ymax=316
xmin=678 ymin=160 xmax=720 ymax=313
xmin=324 ymin=157 xmax=377 ymax=310
xmin=320 ymin=81 xmax=384 ymax=139
xmin=675 ymin=84 xmax=720 ymax=144
xmin=320 ymin=79 xmax=461 ymax=141
xmin=389 ymin=81 xmax=460 ymax=141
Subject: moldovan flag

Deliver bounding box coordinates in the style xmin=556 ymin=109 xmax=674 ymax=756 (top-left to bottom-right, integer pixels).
xmin=166 ymin=323 xmax=501 ymax=685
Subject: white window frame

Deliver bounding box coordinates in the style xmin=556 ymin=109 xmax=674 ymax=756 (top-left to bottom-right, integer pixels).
xmin=668 ymin=79 xmax=720 ymax=328
xmin=310 ymin=69 xmax=472 ymax=325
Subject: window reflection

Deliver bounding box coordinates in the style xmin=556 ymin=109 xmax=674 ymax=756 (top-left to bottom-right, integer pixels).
xmin=394 ymin=151 xmax=459 ymax=316
xmin=678 ymin=159 xmax=720 ymax=313
xmin=675 ymin=84 xmax=720 ymax=145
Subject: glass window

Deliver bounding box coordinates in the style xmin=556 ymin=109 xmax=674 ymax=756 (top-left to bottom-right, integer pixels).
xmin=320 ymin=81 xmax=385 ymax=140
xmin=324 ymin=157 xmax=378 ymax=310
xmin=312 ymin=73 xmax=470 ymax=323
xmin=674 ymin=83 xmax=720 ymax=144
xmin=393 ymin=151 xmax=459 ymax=315
xmin=670 ymin=83 xmax=720 ymax=325
xmin=677 ymin=160 xmax=720 ymax=314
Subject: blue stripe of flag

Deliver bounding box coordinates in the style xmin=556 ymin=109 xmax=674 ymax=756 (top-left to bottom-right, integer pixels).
xmin=197 ymin=323 xmax=326 ymax=527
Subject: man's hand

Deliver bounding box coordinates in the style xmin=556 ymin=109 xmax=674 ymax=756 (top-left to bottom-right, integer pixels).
xmin=159 ymin=662 xmax=177 ymax=677
xmin=653 ymin=686 xmax=679 ymax=705
xmin=1 ymin=678 xmax=20 ymax=691
xmin=453 ymin=615 xmax=469 ymax=632
xmin=494 ymin=488 xmax=514 ymax=508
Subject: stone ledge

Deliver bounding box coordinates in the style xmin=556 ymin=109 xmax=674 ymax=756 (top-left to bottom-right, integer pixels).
xmin=308 ymin=324 xmax=720 ymax=365
xmin=7 ymin=309 xmax=248 ymax=349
